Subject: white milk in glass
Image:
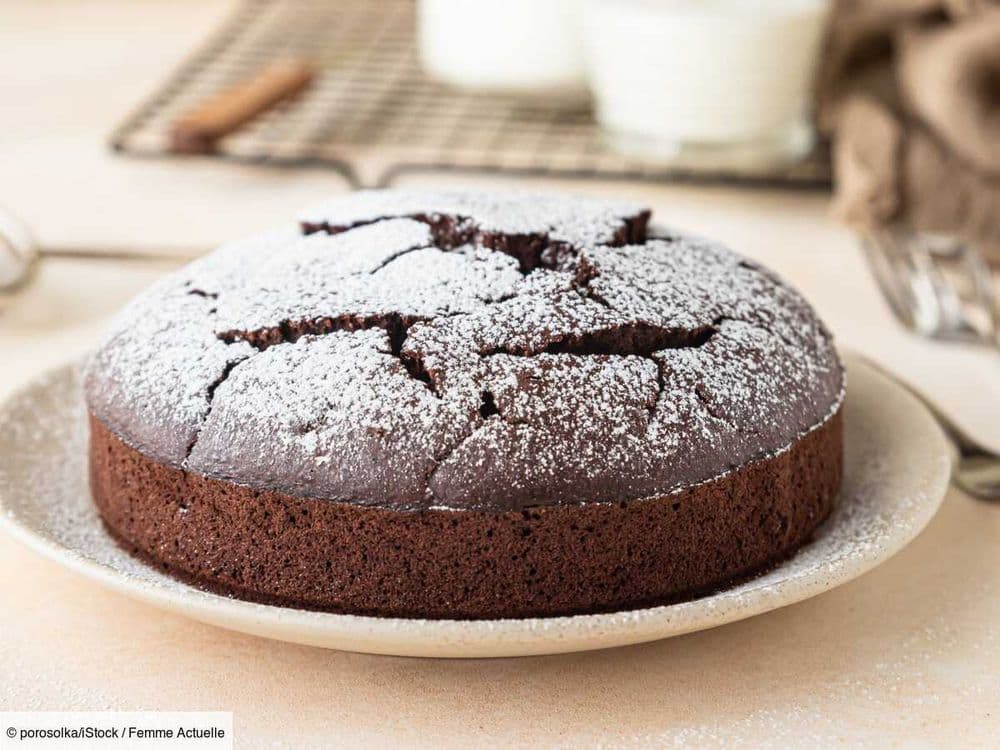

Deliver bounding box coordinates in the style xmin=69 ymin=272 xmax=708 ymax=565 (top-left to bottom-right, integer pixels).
xmin=582 ymin=0 xmax=830 ymax=166
xmin=419 ymin=0 xmax=588 ymax=101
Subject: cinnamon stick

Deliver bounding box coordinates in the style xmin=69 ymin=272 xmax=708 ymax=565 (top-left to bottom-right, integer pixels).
xmin=170 ymin=59 xmax=315 ymax=154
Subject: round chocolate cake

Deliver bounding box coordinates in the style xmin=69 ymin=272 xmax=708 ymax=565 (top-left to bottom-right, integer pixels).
xmin=86 ymin=189 xmax=844 ymax=619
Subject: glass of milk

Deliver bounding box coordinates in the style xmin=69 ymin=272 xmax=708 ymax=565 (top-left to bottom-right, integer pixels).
xmin=581 ymin=0 xmax=831 ymax=167
xmin=418 ymin=0 xmax=588 ymax=103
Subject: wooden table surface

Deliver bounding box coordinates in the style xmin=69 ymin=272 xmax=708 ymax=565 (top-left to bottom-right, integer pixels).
xmin=2 ymin=2 xmax=999 ymax=747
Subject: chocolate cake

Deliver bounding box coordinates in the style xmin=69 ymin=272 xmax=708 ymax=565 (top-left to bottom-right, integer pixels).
xmin=86 ymin=189 xmax=845 ymax=619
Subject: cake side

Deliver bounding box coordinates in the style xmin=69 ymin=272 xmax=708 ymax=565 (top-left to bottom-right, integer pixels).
xmin=89 ymin=406 xmax=843 ymax=620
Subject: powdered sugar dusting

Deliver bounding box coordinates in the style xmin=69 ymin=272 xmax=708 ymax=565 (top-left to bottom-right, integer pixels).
xmin=0 ymin=358 xmax=949 ymax=655
xmin=85 ymin=190 xmax=844 ymax=511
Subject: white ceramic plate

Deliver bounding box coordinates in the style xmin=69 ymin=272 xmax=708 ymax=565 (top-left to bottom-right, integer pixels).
xmin=0 ymin=354 xmax=950 ymax=658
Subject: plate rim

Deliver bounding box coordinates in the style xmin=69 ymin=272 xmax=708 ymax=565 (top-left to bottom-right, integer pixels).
xmin=0 ymin=352 xmax=952 ymax=658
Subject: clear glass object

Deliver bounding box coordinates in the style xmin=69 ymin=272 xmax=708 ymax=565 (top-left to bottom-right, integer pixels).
xmin=418 ymin=0 xmax=589 ymax=102
xmin=582 ymin=0 xmax=830 ymax=169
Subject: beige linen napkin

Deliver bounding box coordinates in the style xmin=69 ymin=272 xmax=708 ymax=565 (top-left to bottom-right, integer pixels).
xmin=818 ymin=0 xmax=1000 ymax=259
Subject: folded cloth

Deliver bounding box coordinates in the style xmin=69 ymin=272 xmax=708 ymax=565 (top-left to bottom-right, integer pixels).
xmin=818 ymin=1 xmax=1000 ymax=260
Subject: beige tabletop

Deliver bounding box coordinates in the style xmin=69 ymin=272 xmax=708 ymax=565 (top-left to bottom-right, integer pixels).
xmin=2 ymin=2 xmax=999 ymax=747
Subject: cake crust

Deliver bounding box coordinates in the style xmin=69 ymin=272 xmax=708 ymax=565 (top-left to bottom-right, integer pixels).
xmin=85 ymin=190 xmax=843 ymax=513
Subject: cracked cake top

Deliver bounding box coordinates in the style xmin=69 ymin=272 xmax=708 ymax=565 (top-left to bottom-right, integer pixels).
xmin=85 ymin=189 xmax=844 ymax=512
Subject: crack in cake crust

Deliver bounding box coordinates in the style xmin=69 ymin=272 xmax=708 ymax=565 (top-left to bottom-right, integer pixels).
xmin=301 ymin=205 xmax=650 ymax=273
xmin=182 ymin=355 xmax=251 ymax=462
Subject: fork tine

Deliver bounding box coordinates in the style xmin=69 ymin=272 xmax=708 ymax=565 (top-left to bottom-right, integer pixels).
xmin=956 ymin=242 xmax=1000 ymax=349
xmin=861 ymin=230 xmax=919 ymax=330
xmin=908 ymin=236 xmax=972 ymax=339
xmin=884 ymin=229 xmax=946 ymax=336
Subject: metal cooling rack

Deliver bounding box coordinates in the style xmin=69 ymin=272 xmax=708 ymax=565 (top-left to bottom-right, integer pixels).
xmin=110 ymin=0 xmax=832 ymax=189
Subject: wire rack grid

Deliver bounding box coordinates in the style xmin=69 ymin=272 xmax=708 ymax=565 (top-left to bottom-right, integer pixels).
xmin=110 ymin=0 xmax=832 ymax=189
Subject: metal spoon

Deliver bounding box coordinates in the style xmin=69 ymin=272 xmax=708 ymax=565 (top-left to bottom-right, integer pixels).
xmin=0 ymin=209 xmax=40 ymax=293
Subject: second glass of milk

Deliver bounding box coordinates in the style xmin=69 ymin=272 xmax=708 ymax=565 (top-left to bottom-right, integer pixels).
xmin=582 ymin=0 xmax=830 ymax=168
xmin=418 ymin=0 xmax=589 ymax=103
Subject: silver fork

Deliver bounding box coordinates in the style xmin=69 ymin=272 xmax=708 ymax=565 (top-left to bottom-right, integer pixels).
xmin=860 ymin=229 xmax=1000 ymax=498
xmin=860 ymin=228 xmax=999 ymax=349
